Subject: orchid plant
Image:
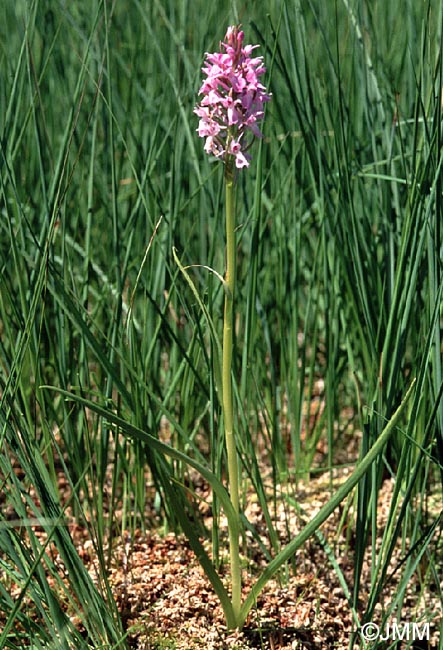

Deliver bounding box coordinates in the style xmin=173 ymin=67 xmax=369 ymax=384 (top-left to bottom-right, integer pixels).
xmin=194 ymin=24 xmax=271 ymax=622
xmin=175 ymin=26 xmax=413 ymax=629
xmin=49 ymin=25 xmax=415 ymax=633
xmin=182 ymin=25 xmax=413 ymax=630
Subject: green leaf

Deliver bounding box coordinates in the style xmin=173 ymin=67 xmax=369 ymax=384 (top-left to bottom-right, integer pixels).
xmin=238 ymin=380 xmax=416 ymax=628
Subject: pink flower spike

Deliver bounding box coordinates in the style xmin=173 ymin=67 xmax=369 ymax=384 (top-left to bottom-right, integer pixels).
xmin=194 ymin=24 xmax=271 ymax=170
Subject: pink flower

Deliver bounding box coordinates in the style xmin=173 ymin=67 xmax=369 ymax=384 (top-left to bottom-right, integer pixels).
xmin=194 ymin=25 xmax=271 ymax=169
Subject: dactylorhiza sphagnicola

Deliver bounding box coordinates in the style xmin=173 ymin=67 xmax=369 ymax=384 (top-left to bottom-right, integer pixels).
xmin=194 ymin=26 xmax=271 ymax=623
xmin=194 ymin=25 xmax=271 ymax=171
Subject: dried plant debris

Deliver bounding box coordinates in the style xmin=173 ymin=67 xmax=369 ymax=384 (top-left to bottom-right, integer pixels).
xmin=1 ymin=475 xmax=441 ymax=649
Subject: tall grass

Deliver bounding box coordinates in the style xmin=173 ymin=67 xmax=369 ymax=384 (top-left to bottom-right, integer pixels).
xmin=1 ymin=0 xmax=442 ymax=646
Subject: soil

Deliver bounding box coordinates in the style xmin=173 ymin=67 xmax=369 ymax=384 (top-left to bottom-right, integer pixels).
xmin=1 ymin=437 xmax=442 ymax=649
xmin=97 ymin=472 xmax=441 ymax=650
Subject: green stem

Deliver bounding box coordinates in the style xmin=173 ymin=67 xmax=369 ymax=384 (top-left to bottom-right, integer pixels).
xmin=223 ymin=162 xmax=241 ymax=623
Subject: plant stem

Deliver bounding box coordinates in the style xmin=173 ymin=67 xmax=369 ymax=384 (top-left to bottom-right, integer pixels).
xmin=223 ymin=162 xmax=241 ymax=623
